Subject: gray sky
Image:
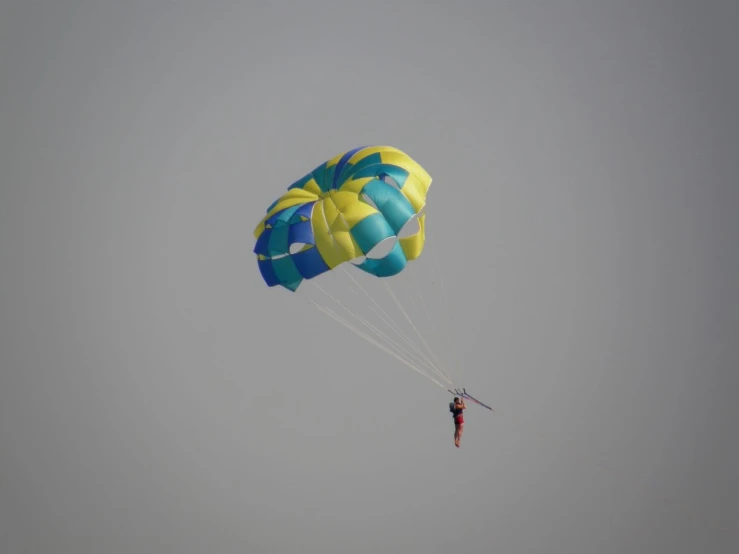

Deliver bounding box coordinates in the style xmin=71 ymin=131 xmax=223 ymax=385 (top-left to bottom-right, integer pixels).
xmin=1 ymin=1 xmax=738 ymax=553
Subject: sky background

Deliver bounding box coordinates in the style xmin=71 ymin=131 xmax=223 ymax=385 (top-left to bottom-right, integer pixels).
xmin=1 ymin=1 xmax=738 ymax=553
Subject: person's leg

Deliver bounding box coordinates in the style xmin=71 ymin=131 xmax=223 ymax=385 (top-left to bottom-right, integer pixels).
xmin=454 ymin=424 xmax=461 ymax=447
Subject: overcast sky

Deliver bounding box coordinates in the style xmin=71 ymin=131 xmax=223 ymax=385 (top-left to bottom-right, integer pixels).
xmin=1 ymin=1 xmax=738 ymax=553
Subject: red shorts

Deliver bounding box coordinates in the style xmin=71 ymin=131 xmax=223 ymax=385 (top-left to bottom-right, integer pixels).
xmin=455 ymin=415 xmax=464 ymax=425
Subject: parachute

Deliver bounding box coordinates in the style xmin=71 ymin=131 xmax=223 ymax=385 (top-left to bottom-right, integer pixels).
xmin=253 ymin=145 xmax=431 ymax=291
xmin=252 ymin=145 xmax=491 ymax=410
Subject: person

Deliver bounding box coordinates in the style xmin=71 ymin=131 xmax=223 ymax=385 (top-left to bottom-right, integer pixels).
xmin=450 ymin=396 xmax=466 ymax=447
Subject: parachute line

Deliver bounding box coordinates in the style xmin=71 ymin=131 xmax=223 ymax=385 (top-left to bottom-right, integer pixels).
xmin=309 ymin=281 xmax=439 ymax=378
xmin=383 ymin=280 xmax=452 ymax=384
xmin=426 ymin=226 xmax=460 ymax=380
xmin=309 ymin=301 xmax=447 ymax=389
xmin=407 ymin=264 xmax=452 ymax=380
xmin=340 ymin=269 xmax=432 ymax=363
xmin=340 ymin=268 xmax=451 ymax=384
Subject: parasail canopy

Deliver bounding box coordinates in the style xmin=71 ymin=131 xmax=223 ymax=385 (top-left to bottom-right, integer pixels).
xmin=253 ymin=145 xmax=432 ymax=291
